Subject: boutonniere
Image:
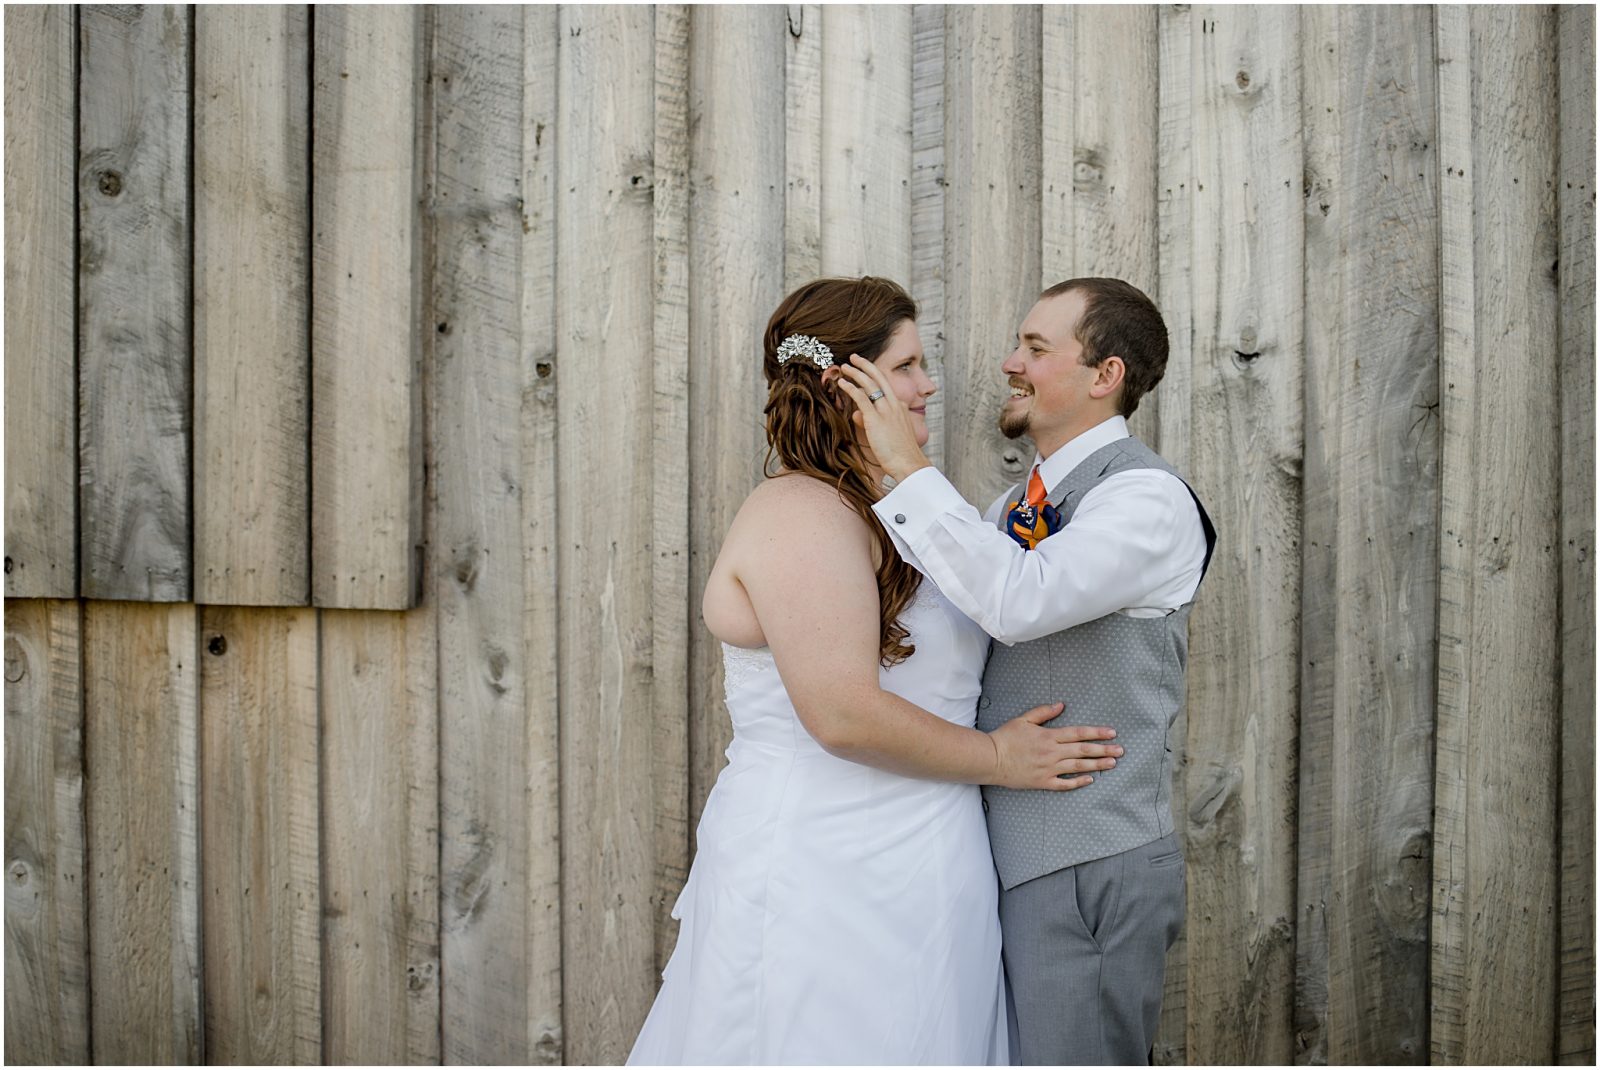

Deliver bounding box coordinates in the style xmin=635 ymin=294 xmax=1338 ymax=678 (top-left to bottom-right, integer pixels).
xmin=1004 ymin=496 xmax=1063 ymax=551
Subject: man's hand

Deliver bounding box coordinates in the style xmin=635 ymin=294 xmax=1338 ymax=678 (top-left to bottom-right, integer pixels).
xmin=835 ymin=355 xmax=934 ymax=483
xmin=988 ymin=702 xmax=1122 ymax=791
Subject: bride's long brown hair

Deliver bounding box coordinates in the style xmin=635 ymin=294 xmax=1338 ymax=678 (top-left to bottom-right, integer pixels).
xmin=762 ymin=276 xmax=922 ymax=667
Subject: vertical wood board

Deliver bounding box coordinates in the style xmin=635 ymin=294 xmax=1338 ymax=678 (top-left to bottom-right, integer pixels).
xmin=3 ymin=600 xmax=88 ymax=1065
xmin=84 ymin=601 xmax=201 ymax=1063
xmin=430 ymin=7 xmax=535 ymax=1062
xmin=1557 ymin=5 xmax=1596 ymax=1063
xmin=520 ymin=4 xmax=564 ymax=1062
xmin=1297 ymin=8 xmax=1438 ymax=1063
xmin=911 ymin=5 xmax=946 ymax=468
xmin=4 ymin=6 xmax=77 ymax=598
xmin=1152 ymin=8 xmax=1194 ymax=1060
xmin=784 ymin=4 xmax=822 ymax=289
xmin=1432 ymin=7 xmax=1562 ymax=1063
xmin=199 ymin=606 xmax=320 ymax=1063
xmin=319 ymin=608 xmax=439 ymax=1064
xmin=652 ymin=2 xmax=693 ymax=981
xmin=820 ymin=5 xmax=912 ymax=280
xmin=193 ymin=4 xmax=310 ymax=606
xmin=556 ymin=7 xmax=660 ymax=1062
xmin=312 ymin=6 xmax=423 ymax=609
xmin=1179 ymin=7 xmax=1302 ymax=1063
xmin=78 ymin=5 xmax=192 ymax=602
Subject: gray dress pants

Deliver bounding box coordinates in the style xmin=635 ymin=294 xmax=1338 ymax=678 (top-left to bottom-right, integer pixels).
xmin=998 ymin=832 xmax=1185 ymax=1066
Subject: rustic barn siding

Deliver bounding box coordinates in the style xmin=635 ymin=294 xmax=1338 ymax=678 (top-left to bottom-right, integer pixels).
xmin=5 ymin=6 xmax=77 ymax=598
xmin=1432 ymin=6 xmax=1564 ymax=1064
xmin=78 ymin=6 xmax=192 ymax=603
xmin=1296 ymin=7 xmax=1439 ymax=1063
xmin=84 ymin=601 xmax=201 ymax=1063
xmin=4 ymin=601 xmax=88 ymax=1064
xmin=193 ymin=6 xmax=312 ymax=607
xmin=429 ymin=6 xmax=539 ymax=1062
xmin=311 ymin=6 xmax=424 ymax=610
xmin=3 ymin=6 xmax=1593 ymax=1066
xmin=1558 ymin=8 xmax=1597 ymax=1066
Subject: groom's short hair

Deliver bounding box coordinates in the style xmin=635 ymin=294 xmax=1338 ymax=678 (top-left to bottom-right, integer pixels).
xmin=1040 ymin=278 xmax=1168 ymax=418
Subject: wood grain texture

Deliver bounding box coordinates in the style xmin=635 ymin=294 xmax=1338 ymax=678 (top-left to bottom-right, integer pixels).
xmin=429 ymin=7 xmax=536 ymax=1062
xmin=1152 ymin=9 xmax=1193 ymax=1061
xmin=200 ymin=606 xmax=320 ymax=1063
xmin=4 ymin=6 xmax=77 ymax=598
xmin=193 ymin=5 xmax=310 ymax=606
xmin=1557 ymin=7 xmax=1596 ymax=1063
xmin=520 ymin=4 xmax=563 ymax=1062
xmin=83 ymin=601 xmax=201 ymax=1063
xmin=1296 ymin=8 xmax=1438 ymax=1063
xmin=78 ymin=5 xmax=192 ymax=602
xmin=943 ymin=5 xmax=1041 ymax=503
xmin=3 ymin=600 xmax=88 ymax=1064
xmin=1177 ymin=7 xmax=1302 ymax=1063
xmin=1293 ymin=11 xmax=1336 ymax=1062
xmin=1432 ymin=7 xmax=1562 ymax=1063
xmin=319 ymin=608 xmax=438 ymax=1064
xmin=1428 ymin=10 xmax=1476 ymax=1060
xmin=652 ymin=2 xmax=693 ymax=982
xmin=784 ymin=4 xmax=822 ymax=289
xmin=1042 ymin=5 xmax=1160 ymax=448
xmin=556 ymin=8 xmax=659 ymax=1061
xmin=911 ymin=5 xmax=946 ymax=469
xmin=821 ymin=5 xmax=912 ymax=280
xmin=686 ymin=5 xmax=787 ymax=833
xmin=312 ymin=6 xmax=423 ymax=609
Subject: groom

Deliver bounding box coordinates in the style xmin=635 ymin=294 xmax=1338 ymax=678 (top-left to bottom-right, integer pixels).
xmin=839 ymin=278 xmax=1215 ymax=1066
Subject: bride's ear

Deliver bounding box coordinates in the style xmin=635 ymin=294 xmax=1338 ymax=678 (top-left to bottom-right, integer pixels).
xmin=819 ymin=367 xmax=849 ymax=406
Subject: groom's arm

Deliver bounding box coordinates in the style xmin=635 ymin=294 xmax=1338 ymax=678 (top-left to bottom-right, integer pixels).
xmin=870 ymin=466 xmax=1204 ymax=645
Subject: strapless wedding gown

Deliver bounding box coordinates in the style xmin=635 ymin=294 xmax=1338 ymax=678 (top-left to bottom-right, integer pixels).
xmin=628 ymin=579 xmax=1009 ymax=1065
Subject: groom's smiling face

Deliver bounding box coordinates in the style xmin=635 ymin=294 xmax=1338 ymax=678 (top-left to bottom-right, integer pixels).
xmin=998 ymin=289 xmax=1100 ymax=452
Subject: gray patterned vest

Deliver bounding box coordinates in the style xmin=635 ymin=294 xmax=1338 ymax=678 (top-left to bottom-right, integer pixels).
xmin=977 ymin=436 xmax=1215 ymax=890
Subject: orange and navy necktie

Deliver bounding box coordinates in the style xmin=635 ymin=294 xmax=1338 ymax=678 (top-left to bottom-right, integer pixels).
xmin=1005 ymin=465 xmax=1063 ymax=550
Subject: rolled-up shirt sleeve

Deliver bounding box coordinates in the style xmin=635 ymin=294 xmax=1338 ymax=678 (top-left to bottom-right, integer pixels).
xmin=871 ymin=465 xmax=1203 ymax=645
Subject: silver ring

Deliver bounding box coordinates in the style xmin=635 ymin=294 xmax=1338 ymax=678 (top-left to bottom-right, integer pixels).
xmin=867 ymin=389 xmax=886 ymax=402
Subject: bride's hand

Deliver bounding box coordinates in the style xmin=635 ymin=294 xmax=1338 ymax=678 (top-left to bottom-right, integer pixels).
xmin=988 ymin=703 xmax=1122 ymax=790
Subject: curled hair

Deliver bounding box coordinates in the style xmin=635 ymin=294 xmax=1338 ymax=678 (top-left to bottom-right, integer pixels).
xmin=761 ymin=276 xmax=921 ymax=666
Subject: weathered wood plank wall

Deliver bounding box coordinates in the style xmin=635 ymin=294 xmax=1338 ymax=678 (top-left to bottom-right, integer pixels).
xmin=3 ymin=5 xmax=1593 ymax=1066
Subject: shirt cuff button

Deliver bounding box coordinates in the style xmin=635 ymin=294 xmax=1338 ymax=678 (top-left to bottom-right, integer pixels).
xmin=893 ymin=513 xmax=906 ymax=524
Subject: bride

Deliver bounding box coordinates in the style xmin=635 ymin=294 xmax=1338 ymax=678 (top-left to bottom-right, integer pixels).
xmin=627 ymin=277 xmax=1121 ymax=1065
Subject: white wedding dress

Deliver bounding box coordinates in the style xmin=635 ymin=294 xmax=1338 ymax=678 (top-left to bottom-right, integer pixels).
xmin=628 ymin=578 xmax=1009 ymax=1065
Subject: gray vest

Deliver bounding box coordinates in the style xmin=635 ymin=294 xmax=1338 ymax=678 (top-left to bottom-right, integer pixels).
xmin=977 ymin=437 xmax=1215 ymax=890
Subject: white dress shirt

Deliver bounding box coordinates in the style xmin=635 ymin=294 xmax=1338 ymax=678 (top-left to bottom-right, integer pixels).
xmin=871 ymin=415 xmax=1207 ymax=646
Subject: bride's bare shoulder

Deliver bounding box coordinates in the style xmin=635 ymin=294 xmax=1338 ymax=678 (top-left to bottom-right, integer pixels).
xmin=739 ymin=470 xmax=864 ymax=518
xmin=727 ymin=473 xmax=870 ymax=545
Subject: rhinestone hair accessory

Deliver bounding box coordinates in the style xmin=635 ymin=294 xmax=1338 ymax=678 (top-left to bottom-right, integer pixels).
xmin=775 ymin=333 xmax=835 ymax=370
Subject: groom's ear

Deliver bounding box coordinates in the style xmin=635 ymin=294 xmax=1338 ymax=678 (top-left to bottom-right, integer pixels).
xmin=1089 ymin=355 xmax=1126 ymax=400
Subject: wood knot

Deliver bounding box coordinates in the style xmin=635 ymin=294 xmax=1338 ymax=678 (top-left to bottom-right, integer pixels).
xmin=207 ymin=635 xmax=227 ymax=656
xmin=97 ymin=170 xmax=123 ymax=197
xmin=1235 ymin=69 xmax=1251 ymax=90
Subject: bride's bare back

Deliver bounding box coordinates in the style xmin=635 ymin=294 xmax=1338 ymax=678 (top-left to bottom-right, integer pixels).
xmin=702 ymin=472 xmax=880 ymax=652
